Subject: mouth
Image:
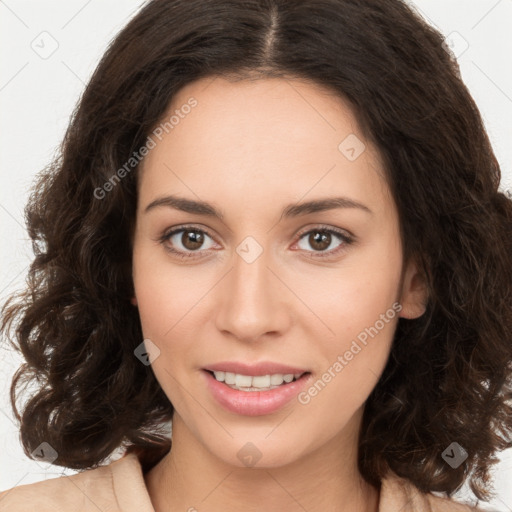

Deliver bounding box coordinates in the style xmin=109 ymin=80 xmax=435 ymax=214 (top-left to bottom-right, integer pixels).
xmin=204 ymin=369 xmax=310 ymax=392
xmin=202 ymin=369 xmax=312 ymax=416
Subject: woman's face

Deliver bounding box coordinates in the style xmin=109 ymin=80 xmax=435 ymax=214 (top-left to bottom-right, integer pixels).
xmin=132 ymin=76 xmax=426 ymax=468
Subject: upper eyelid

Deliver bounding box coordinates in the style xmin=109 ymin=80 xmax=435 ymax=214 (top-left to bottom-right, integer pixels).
xmin=162 ymin=225 xmax=217 ymax=243
xmin=296 ymin=224 xmax=353 ymax=239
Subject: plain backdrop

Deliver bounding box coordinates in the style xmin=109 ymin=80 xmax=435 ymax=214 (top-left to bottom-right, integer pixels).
xmin=1 ymin=0 xmax=511 ymax=510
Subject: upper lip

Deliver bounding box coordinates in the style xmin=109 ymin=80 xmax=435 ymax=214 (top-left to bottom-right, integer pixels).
xmin=204 ymin=361 xmax=309 ymax=376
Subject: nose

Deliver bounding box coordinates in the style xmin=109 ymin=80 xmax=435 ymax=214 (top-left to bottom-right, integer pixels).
xmin=214 ymin=243 xmax=291 ymax=344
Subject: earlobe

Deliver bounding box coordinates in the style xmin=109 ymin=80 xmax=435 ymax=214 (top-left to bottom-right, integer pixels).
xmin=398 ymin=260 xmax=428 ymax=319
xmin=131 ymin=296 xmax=138 ymax=306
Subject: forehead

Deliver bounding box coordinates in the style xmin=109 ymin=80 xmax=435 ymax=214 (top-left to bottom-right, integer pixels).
xmin=156 ymin=75 xmax=363 ymax=156
xmin=137 ymin=76 xmax=392 ymax=218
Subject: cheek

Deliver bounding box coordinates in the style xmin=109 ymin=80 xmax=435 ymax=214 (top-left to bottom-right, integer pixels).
xmin=132 ymin=245 xmax=203 ymax=338
xmin=297 ymin=249 xmax=401 ymax=343
xmin=132 ymin=251 xmax=218 ymax=386
xmin=306 ymin=279 xmax=398 ymax=390
xmin=293 ymin=239 xmax=402 ymax=392
xmin=298 ymin=283 xmax=399 ymax=427
xmin=132 ymin=256 xmax=197 ymax=402
xmin=329 ymin=272 xmax=400 ymax=342
xmin=133 ymin=265 xmax=174 ymax=339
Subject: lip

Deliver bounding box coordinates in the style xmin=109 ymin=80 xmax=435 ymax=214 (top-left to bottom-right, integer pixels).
xmin=202 ymin=369 xmax=312 ymax=416
xmin=203 ymin=361 xmax=309 ymax=376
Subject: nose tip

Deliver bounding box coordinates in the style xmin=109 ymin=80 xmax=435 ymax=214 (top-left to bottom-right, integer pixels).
xmin=214 ymin=247 xmax=289 ymax=343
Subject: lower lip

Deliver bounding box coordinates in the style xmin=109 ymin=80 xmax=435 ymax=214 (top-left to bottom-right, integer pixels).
xmin=203 ymin=370 xmax=311 ymax=416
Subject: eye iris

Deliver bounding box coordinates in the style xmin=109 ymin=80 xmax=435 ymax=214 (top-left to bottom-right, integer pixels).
xmin=174 ymin=229 xmax=338 ymax=253
xmin=310 ymin=231 xmax=331 ymax=251
xmin=182 ymin=230 xmax=204 ymax=250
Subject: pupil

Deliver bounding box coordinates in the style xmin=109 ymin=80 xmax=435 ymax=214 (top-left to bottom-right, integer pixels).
xmin=311 ymin=231 xmax=330 ymax=250
xmin=183 ymin=230 xmax=203 ymax=249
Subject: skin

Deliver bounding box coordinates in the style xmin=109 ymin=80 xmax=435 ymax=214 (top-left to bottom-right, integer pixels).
xmin=131 ymin=76 xmax=427 ymax=512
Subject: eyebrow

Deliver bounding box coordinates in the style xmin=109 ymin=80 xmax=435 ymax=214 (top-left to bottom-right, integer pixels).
xmin=143 ymin=194 xmax=372 ymax=219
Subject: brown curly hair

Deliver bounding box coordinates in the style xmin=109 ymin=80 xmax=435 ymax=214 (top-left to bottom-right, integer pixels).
xmin=2 ymin=0 xmax=512 ymax=504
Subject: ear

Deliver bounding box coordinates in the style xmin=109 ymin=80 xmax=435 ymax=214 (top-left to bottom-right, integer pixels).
xmin=398 ymin=258 xmax=428 ymax=319
xmin=130 ymin=296 xmax=138 ymax=306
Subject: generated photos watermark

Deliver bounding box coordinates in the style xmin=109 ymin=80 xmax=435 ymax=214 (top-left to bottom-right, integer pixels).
xmin=93 ymin=97 xmax=198 ymax=200
xmin=297 ymin=301 xmax=402 ymax=405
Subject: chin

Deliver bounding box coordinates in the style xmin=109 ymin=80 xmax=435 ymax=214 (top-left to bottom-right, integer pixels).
xmin=202 ymin=433 xmax=307 ymax=470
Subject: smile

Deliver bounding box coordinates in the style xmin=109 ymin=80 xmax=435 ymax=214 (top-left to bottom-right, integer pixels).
xmin=210 ymin=370 xmax=306 ymax=391
xmin=202 ymin=369 xmax=312 ymax=416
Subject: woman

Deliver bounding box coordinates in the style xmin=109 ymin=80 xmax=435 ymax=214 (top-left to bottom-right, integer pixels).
xmin=1 ymin=0 xmax=511 ymax=510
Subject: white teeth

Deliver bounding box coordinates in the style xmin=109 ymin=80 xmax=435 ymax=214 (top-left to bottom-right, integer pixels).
xmin=252 ymin=375 xmax=271 ymax=387
xmin=211 ymin=371 xmax=305 ymax=390
xmin=270 ymin=374 xmax=284 ymax=385
xmin=224 ymin=372 xmax=236 ymax=385
xmin=235 ymin=374 xmax=252 ymax=387
xmin=213 ymin=371 xmax=225 ymax=381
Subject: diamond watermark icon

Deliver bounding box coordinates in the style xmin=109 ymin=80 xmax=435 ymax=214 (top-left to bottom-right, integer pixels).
xmin=31 ymin=442 xmax=58 ymax=470
xmin=237 ymin=442 xmax=263 ymax=467
xmin=442 ymin=31 xmax=469 ymax=59
xmin=442 ymin=441 xmax=468 ymax=469
xmin=30 ymin=31 xmax=59 ymax=59
xmin=338 ymin=134 xmax=366 ymax=162
xmin=236 ymin=236 xmax=263 ymax=264
xmin=134 ymin=338 xmax=161 ymax=365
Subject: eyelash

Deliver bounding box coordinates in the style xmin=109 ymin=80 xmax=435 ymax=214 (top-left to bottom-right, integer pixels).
xmin=157 ymin=224 xmax=354 ymax=260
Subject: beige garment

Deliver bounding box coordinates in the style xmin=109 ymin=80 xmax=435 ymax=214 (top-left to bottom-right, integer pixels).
xmin=0 ymin=452 xmax=484 ymax=511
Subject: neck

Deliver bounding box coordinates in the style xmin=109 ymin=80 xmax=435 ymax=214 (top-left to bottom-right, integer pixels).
xmin=144 ymin=410 xmax=380 ymax=512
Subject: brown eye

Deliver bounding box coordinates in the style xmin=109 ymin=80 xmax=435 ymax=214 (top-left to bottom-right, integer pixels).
xmin=160 ymin=227 xmax=216 ymax=258
xmin=180 ymin=230 xmax=205 ymax=250
xmin=295 ymin=226 xmax=354 ymax=258
xmin=308 ymin=231 xmax=332 ymax=251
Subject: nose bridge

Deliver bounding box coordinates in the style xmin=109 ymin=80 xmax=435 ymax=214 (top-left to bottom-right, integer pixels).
xmin=234 ymin=236 xmax=270 ymax=298
xmin=215 ymin=234 xmax=288 ymax=341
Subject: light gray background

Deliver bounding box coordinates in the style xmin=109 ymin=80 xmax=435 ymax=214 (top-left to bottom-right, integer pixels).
xmin=1 ymin=0 xmax=511 ymax=509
